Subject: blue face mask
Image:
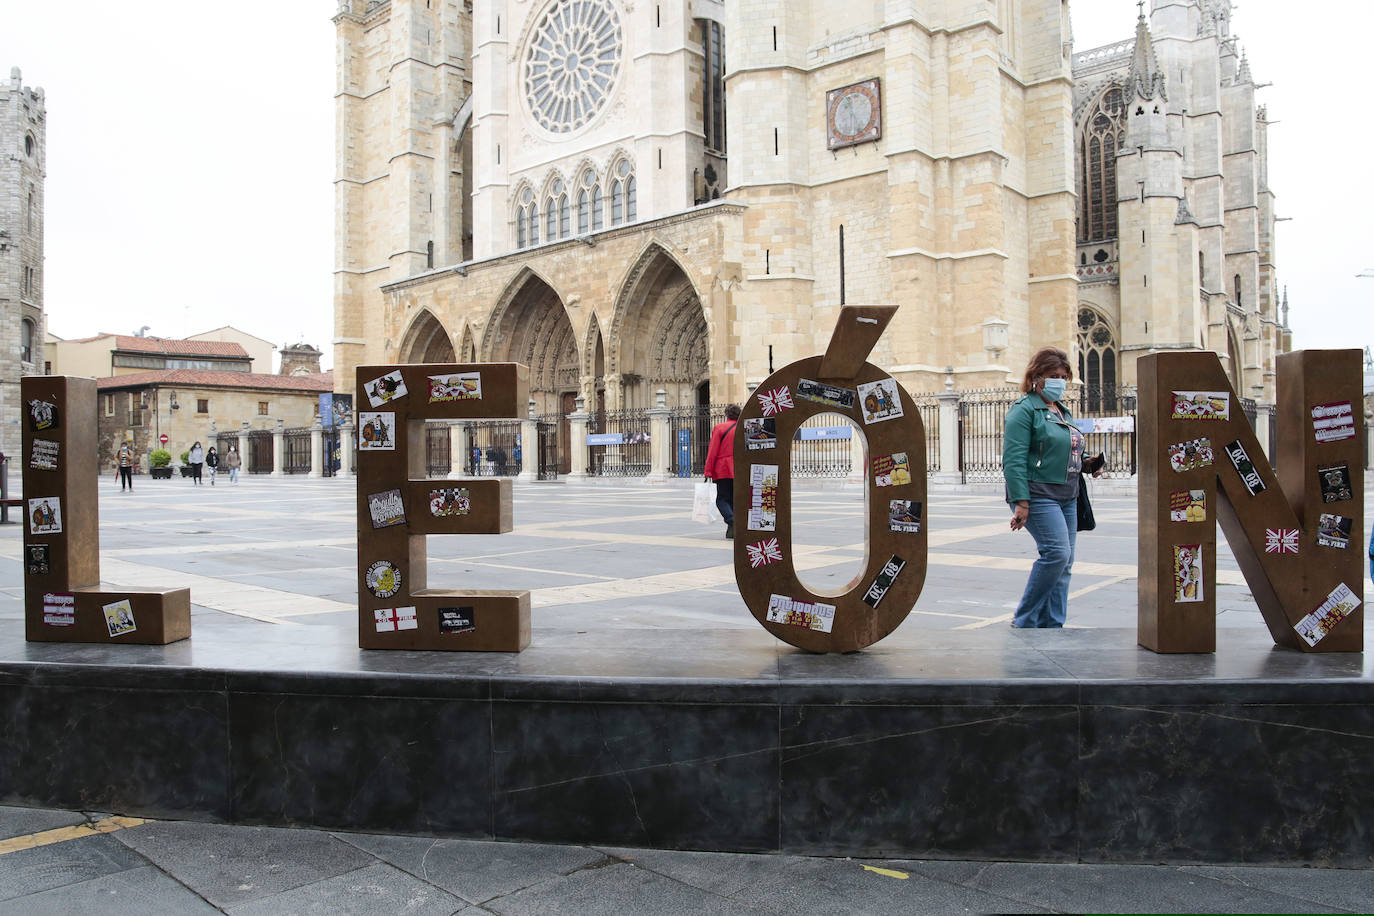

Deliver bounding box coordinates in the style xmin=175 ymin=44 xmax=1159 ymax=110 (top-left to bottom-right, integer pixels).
xmin=1041 ymin=378 xmax=1067 ymax=401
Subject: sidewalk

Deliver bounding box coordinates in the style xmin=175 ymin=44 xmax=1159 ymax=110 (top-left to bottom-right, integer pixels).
xmin=2 ymin=806 xmax=1371 ymax=914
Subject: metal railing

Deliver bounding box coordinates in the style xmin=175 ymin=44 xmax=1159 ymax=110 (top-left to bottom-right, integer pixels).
xmin=589 ymin=409 xmax=651 ymax=477
xmin=912 ymin=395 xmax=940 ymax=473
xmin=425 ymin=424 xmax=452 ymax=477
xmin=283 ymin=428 xmax=312 ymax=474
xmin=791 ymin=413 xmax=852 ymax=478
xmin=958 ymin=385 xmax=1139 ymax=481
xmin=666 ymin=404 xmax=728 ymax=477
xmin=246 ymin=429 xmax=274 ymax=474
xmin=536 ymin=418 xmax=560 ymax=480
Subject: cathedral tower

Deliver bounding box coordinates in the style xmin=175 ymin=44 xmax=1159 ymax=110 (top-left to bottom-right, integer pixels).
xmin=0 ymin=67 xmax=46 ymax=457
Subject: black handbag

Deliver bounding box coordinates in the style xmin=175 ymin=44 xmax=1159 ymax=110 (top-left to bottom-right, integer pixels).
xmin=1076 ymin=472 xmax=1095 ymax=532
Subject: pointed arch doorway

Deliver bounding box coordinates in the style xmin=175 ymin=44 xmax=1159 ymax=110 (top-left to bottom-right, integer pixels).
xmin=400 ymin=310 xmax=456 ymax=363
xmin=609 ymin=244 xmax=709 ymax=410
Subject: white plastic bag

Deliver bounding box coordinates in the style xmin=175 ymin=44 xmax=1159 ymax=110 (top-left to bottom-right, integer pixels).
xmin=692 ymin=481 xmax=720 ymax=525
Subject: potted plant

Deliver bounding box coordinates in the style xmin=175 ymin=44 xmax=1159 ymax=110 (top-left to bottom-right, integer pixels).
xmin=179 ymin=449 xmax=195 ymax=478
xmin=149 ymin=449 xmax=174 ymax=480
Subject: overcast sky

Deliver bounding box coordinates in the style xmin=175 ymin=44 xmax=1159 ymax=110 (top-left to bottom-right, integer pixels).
xmin=4 ymin=1 xmax=1370 ymax=373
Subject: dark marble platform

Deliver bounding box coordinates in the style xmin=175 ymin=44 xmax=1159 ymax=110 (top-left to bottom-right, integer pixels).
xmin=2 ymin=619 xmax=1372 ymax=867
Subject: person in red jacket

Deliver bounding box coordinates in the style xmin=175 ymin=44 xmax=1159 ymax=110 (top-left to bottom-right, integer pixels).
xmin=704 ymin=404 xmax=741 ymax=539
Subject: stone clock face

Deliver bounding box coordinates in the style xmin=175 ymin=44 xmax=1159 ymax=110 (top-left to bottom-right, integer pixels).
xmin=523 ymin=0 xmax=623 ymax=135
xmin=826 ymin=78 xmax=882 ymax=150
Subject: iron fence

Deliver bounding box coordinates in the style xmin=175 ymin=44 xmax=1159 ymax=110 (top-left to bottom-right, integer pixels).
xmin=667 ymin=404 xmax=728 ymax=477
xmin=791 ymin=412 xmax=853 ymax=478
xmin=912 ymin=395 xmax=940 ymax=473
xmin=535 ymin=417 xmax=560 ymax=480
xmin=425 ymin=424 xmax=452 ymax=477
xmin=246 ymin=429 xmax=274 ymax=474
xmin=959 ymin=385 xmax=1138 ymax=481
xmin=283 ymin=428 xmax=312 ymax=474
xmin=589 ymin=409 xmax=651 ymax=477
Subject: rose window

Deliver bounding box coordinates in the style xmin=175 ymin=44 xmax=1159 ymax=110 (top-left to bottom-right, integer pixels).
xmin=523 ymin=0 xmax=622 ymax=134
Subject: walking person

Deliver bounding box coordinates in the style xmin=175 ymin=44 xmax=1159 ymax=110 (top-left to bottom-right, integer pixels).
xmin=205 ymin=446 xmax=219 ymax=486
xmin=225 ymin=445 xmax=242 ymax=483
xmin=703 ymin=404 xmax=740 ymax=540
xmin=1003 ymin=347 xmax=1104 ymax=628
xmin=116 ymin=441 xmax=134 ymax=492
xmin=188 ymin=441 xmax=205 ymax=485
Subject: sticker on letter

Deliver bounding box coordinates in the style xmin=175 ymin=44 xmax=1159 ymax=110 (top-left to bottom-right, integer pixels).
xmin=28 ymin=497 xmax=62 ymax=535
xmin=438 ymin=606 xmax=476 ymax=634
xmin=1318 ymin=463 xmax=1353 ymax=503
xmin=367 ymin=488 xmax=406 ymax=529
xmin=43 ymin=592 xmax=74 ymax=627
xmin=27 ymin=398 xmax=58 ymax=431
xmin=374 ymin=606 xmax=419 ymax=632
xmin=796 ymin=378 xmax=856 ymax=409
xmin=748 ymin=464 xmax=779 ymax=531
xmin=29 ymin=438 xmax=59 ymax=471
xmin=1167 ymin=438 xmax=1214 ymax=473
xmin=26 ymin=544 xmax=50 ymax=575
xmin=757 ymin=386 xmax=794 ymax=417
xmin=1295 ymin=584 xmax=1362 ymax=647
xmin=358 ymin=412 xmax=396 ymax=450
xmin=103 ymin=599 xmax=137 ymax=637
xmin=428 ymin=372 xmax=482 ymax=402
xmin=1264 ymin=528 xmax=1299 ymax=554
xmin=871 ymin=452 xmax=911 ymax=487
xmin=1173 ymin=544 xmax=1203 ymax=603
xmin=857 ymin=378 xmax=903 ymax=424
xmin=1171 ymin=391 xmax=1230 ymax=421
xmin=1311 ymin=401 xmax=1355 ymax=443
xmin=365 ymin=560 xmax=403 ymax=599
xmin=746 ymin=538 xmax=783 ymax=569
xmin=1223 ymin=440 xmax=1266 ymax=495
xmin=888 ymin=500 xmax=921 ymax=533
xmin=365 ymin=370 xmax=409 ymax=407
xmin=429 ymin=487 xmax=471 ymax=517
xmin=1169 ymin=489 xmax=1206 ymax=522
xmin=765 ymin=594 xmax=836 ymax=633
xmin=743 ymin=418 xmax=776 ymax=451
xmin=862 ymin=555 xmax=907 ymax=608
xmin=1316 ymin=514 xmax=1353 ymax=549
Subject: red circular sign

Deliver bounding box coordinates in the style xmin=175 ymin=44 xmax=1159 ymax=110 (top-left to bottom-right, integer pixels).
xmin=159 ymin=434 xmax=169 ymax=444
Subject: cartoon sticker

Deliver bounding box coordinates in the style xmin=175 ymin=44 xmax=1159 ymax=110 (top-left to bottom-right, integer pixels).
xmin=748 ymin=464 xmax=779 ymax=531
xmin=862 ymin=555 xmax=907 ymax=608
xmin=1171 ymin=391 xmax=1230 ymax=421
xmin=438 ymin=606 xmax=476 ymax=634
xmin=871 ymin=452 xmax=911 ymax=487
xmin=1167 ymin=438 xmax=1214 ymax=472
xmin=1264 ymin=529 xmax=1299 ymax=554
xmin=1316 ymin=514 xmax=1353 ymax=549
xmin=28 ymin=497 xmax=62 ymax=535
xmin=746 ymin=538 xmax=783 ymax=569
xmin=358 ymin=412 xmax=396 ymax=450
xmin=365 ymin=370 xmax=409 ymax=407
xmin=428 ymin=372 xmax=482 ymax=403
xmin=796 ymin=379 xmax=856 ymax=410
xmin=25 ymin=544 xmax=50 ymax=576
xmin=42 ymin=592 xmax=74 ymax=627
xmin=27 ymin=398 xmax=58 ymax=431
xmin=429 ymin=487 xmax=471 ymax=517
xmin=1311 ymin=401 xmax=1355 ymax=443
xmin=857 ymin=378 xmax=903 ymax=424
xmin=29 ymin=439 xmax=59 ymax=471
xmin=1295 ymin=583 xmax=1362 ymax=647
xmin=743 ymin=418 xmax=777 ymax=451
xmin=1223 ymin=440 xmax=1265 ymax=495
xmin=1169 ymin=489 xmax=1206 ymax=522
xmin=374 ymin=606 xmax=418 ymax=632
xmin=757 ymin=386 xmax=794 ymax=417
xmin=365 ymin=560 xmax=403 ymax=599
xmin=103 ymin=599 xmax=137 ymax=637
xmin=1173 ymin=544 xmax=1203 ymax=603
xmin=765 ymin=594 xmax=836 ymax=633
xmin=888 ymin=500 xmax=921 ymax=533
xmin=367 ymin=489 xmax=407 ymax=529
xmin=1318 ymin=463 xmax=1353 ymax=503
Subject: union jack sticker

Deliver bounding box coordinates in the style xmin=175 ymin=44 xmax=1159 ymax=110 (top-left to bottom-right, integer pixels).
xmin=746 ymin=538 xmax=783 ymax=569
xmin=1264 ymin=528 xmax=1299 ymax=554
xmin=757 ymin=386 xmax=794 ymax=417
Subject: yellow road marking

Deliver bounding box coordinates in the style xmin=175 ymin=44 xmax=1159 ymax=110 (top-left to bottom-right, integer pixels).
xmin=861 ymin=864 xmax=909 ymax=879
xmin=0 ymin=816 xmax=146 ymax=856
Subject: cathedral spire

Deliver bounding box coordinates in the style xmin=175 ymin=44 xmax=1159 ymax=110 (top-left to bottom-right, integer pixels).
xmin=1130 ymin=7 xmax=1168 ymax=101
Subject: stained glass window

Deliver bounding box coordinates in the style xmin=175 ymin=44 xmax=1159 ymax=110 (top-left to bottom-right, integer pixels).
xmin=523 ymin=0 xmax=622 ymax=134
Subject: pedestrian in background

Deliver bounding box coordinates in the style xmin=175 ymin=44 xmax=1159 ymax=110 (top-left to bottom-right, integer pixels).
xmin=116 ymin=441 xmax=134 ymax=492
xmin=205 ymin=446 xmax=219 ymax=486
xmin=188 ymin=441 xmax=205 ymax=486
xmin=225 ymin=445 xmax=241 ymax=483
xmin=704 ymin=404 xmax=740 ymax=540
xmin=1003 ymin=347 xmax=1103 ymax=628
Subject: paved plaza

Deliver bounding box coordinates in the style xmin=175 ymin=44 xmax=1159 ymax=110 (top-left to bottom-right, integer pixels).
xmin=1 ymin=474 xmax=1372 ymax=914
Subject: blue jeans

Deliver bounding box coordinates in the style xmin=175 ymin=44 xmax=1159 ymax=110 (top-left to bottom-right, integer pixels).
xmin=1013 ymin=497 xmax=1077 ymax=628
xmin=715 ymin=479 xmax=734 ymax=525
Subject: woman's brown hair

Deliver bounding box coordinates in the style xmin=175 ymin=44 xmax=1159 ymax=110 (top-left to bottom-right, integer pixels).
xmin=1020 ymin=347 xmax=1072 ymax=394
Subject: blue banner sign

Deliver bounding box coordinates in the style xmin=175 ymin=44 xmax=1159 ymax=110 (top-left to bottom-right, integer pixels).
xmin=676 ymin=428 xmax=692 ymax=477
xmin=587 ymin=433 xmax=625 ymax=446
xmin=796 ymin=426 xmax=852 ymax=441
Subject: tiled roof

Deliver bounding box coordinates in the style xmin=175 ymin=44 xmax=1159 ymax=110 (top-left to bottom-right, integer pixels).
xmin=111 ymin=336 xmax=250 ymax=358
xmin=97 ymin=370 xmax=333 ymax=392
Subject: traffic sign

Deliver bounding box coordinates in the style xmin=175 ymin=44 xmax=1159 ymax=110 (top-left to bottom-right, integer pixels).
xmin=159 ymin=434 xmax=169 ymax=444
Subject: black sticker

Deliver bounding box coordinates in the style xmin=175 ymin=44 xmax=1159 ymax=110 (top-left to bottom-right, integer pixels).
xmin=889 ymin=500 xmax=921 ymax=533
xmin=367 ymin=488 xmax=406 ymax=529
xmin=27 ymin=399 xmax=58 ymax=431
xmin=1316 ymin=514 xmax=1353 ymax=549
xmin=1318 ymin=463 xmax=1353 ymax=503
xmin=862 ymin=555 xmax=907 ymax=608
xmin=1223 ymin=440 xmax=1265 ymax=496
xmin=29 ymin=438 xmax=59 ymax=471
xmin=438 ymin=606 xmax=476 ymax=634
xmin=25 ymin=543 xmax=50 ymax=575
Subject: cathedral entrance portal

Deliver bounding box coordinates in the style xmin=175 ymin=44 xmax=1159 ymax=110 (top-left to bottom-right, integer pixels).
xmin=399 ymin=309 xmax=456 ymax=363
xmin=483 ymin=270 xmax=580 ymax=418
xmin=609 ymin=244 xmax=708 ymax=409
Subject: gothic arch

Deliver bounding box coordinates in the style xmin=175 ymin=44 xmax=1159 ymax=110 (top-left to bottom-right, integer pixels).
xmin=483 ymin=268 xmax=579 ymax=414
xmin=1076 ymin=80 xmax=1128 ymax=244
xmin=1226 ymin=321 xmax=1244 ymax=393
xmin=459 ymin=323 xmax=477 ymax=363
xmin=398 ymin=308 xmax=456 ymax=363
xmin=607 ymin=240 xmax=708 ymax=407
xmin=1076 ymin=304 xmax=1119 ymax=410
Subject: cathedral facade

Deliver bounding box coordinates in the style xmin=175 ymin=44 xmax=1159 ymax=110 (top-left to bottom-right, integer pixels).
xmin=1072 ymin=0 xmax=1287 ymax=402
xmin=332 ymin=0 xmax=1284 ymax=414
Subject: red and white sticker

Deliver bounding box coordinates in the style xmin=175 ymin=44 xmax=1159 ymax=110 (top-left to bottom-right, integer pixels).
xmin=43 ymin=592 xmax=75 ymax=627
xmin=1311 ymin=401 xmax=1355 ymax=443
xmin=757 ymin=387 xmax=793 ymax=417
xmin=746 ymin=538 xmax=783 ymax=569
xmin=374 ymin=606 xmax=418 ymax=632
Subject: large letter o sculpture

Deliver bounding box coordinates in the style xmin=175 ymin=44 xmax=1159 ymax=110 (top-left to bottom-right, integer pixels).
xmin=732 ymin=306 xmax=928 ymax=652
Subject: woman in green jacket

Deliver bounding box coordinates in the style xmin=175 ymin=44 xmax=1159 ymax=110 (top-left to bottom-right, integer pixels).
xmin=1003 ymin=347 xmax=1103 ymax=627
